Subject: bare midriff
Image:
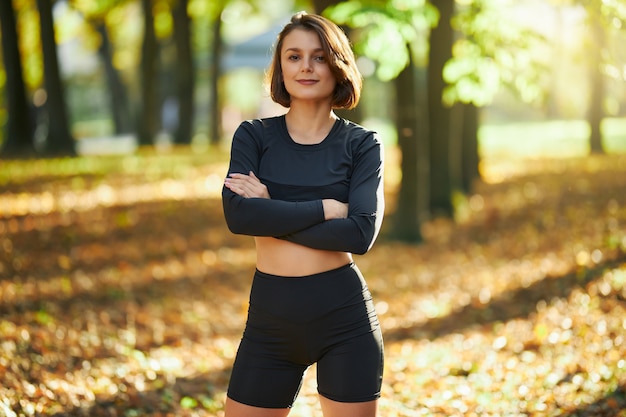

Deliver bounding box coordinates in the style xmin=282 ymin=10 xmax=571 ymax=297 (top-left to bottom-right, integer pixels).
xmin=254 ymin=236 xmax=352 ymax=277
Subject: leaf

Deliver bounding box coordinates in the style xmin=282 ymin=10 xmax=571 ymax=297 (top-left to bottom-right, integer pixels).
xmin=3 ymin=151 xmax=626 ymax=416
xmin=180 ymin=396 xmax=198 ymax=409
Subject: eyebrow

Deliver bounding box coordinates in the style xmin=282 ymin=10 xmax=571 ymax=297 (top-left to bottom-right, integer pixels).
xmin=284 ymin=47 xmax=325 ymax=53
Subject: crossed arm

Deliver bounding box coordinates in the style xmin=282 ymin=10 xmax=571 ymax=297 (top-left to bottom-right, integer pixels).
xmin=221 ymin=127 xmax=384 ymax=255
xmin=224 ymin=171 xmax=349 ymax=220
xmin=222 ymin=164 xmax=383 ymax=255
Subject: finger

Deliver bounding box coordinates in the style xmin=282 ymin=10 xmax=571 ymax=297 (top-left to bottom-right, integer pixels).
xmin=224 ymin=178 xmax=248 ymax=196
xmin=228 ymin=173 xmax=248 ymax=180
xmin=226 ymin=172 xmax=267 ymax=198
xmin=230 ymin=173 xmax=260 ymax=189
xmin=226 ymin=175 xmax=251 ymax=188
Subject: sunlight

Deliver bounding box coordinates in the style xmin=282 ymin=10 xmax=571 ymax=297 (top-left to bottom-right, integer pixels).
xmin=37 ymin=338 xmax=236 ymax=416
xmin=2 ymin=152 xmax=625 ymax=415
xmin=0 ymin=245 xmax=256 ymax=310
xmin=0 ymin=174 xmax=224 ymax=221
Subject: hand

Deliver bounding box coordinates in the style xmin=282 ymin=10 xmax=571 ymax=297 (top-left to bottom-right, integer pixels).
xmin=224 ymin=171 xmax=270 ymax=199
xmin=322 ymin=199 xmax=349 ymax=220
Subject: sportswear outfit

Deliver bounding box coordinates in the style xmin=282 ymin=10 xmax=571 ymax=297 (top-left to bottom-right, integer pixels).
xmin=222 ymin=115 xmax=385 ymax=408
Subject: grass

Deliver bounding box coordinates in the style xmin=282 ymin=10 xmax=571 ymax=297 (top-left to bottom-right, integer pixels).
xmin=479 ymin=117 xmax=626 ymax=159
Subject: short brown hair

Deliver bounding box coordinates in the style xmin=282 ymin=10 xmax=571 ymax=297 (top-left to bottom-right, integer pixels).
xmin=267 ymin=12 xmax=362 ymax=109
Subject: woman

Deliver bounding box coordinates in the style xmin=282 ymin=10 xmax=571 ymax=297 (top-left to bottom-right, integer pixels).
xmin=222 ymin=11 xmax=385 ymax=417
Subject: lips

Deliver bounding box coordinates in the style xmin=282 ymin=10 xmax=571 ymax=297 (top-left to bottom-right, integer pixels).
xmin=297 ymin=79 xmax=318 ymax=85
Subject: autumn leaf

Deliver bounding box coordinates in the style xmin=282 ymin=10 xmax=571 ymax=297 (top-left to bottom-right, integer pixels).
xmin=1 ymin=151 xmax=625 ymax=416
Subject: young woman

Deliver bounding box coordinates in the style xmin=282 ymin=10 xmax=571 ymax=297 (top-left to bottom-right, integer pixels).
xmin=222 ymin=11 xmax=385 ymax=417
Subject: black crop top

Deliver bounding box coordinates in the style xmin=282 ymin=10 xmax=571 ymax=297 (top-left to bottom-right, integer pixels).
xmin=222 ymin=115 xmax=384 ymax=255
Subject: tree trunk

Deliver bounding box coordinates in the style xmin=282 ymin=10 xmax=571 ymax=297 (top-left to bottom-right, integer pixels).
xmin=461 ymin=103 xmax=480 ymax=193
xmin=390 ymin=60 xmax=429 ymax=243
xmin=95 ymin=22 xmax=132 ymax=134
xmin=588 ymin=8 xmax=605 ymax=154
xmin=427 ymin=0 xmax=455 ymax=217
xmin=0 ymin=0 xmax=35 ymax=157
xmin=138 ymin=0 xmax=160 ymax=146
xmin=172 ymin=0 xmax=194 ymax=145
xmin=36 ymin=0 xmax=76 ymax=156
xmin=209 ymin=10 xmax=223 ymax=145
xmin=546 ymin=4 xmax=565 ymax=119
xmin=448 ymin=102 xmax=464 ymax=196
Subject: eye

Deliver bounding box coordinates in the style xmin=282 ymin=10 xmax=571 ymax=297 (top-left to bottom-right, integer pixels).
xmin=288 ymin=54 xmax=300 ymax=61
xmin=314 ymin=55 xmax=326 ymax=62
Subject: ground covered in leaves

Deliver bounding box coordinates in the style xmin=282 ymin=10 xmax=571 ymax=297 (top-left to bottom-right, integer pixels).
xmin=1 ymin=149 xmax=625 ymax=417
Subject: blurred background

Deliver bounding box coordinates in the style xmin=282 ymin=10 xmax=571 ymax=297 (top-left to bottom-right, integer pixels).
xmin=2 ymin=0 xmax=626 ymax=236
xmin=1 ymin=0 xmax=625 ymax=153
xmin=2 ymin=2 xmax=626 ymax=415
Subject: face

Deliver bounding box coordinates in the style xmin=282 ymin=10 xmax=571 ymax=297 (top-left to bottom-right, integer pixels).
xmin=280 ymin=28 xmax=337 ymax=105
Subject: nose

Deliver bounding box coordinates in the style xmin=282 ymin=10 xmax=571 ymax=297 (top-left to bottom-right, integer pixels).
xmin=301 ymin=57 xmax=313 ymax=72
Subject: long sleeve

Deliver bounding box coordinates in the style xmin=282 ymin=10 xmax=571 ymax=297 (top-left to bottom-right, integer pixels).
xmin=222 ymin=121 xmax=326 ymax=236
xmin=278 ymin=133 xmax=385 ymax=255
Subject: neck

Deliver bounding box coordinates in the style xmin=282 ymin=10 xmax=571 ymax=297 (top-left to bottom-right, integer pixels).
xmin=285 ymin=105 xmax=338 ymax=145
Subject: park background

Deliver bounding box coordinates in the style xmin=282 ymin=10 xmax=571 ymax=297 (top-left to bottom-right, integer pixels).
xmin=1 ymin=0 xmax=626 ymax=416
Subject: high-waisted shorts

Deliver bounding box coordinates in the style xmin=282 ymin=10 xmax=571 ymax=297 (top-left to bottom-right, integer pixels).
xmin=226 ymin=263 xmax=384 ymax=408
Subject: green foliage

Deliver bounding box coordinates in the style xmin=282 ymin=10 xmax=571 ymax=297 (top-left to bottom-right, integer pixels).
xmin=602 ymin=0 xmax=623 ymax=18
xmin=327 ymin=0 xmax=549 ymax=107
xmin=68 ymin=0 xmax=127 ymax=20
xmin=588 ymin=0 xmax=626 ymax=25
xmin=153 ymin=0 xmax=174 ymax=39
xmin=180 ymin=396 xmax=199 ymax=409
xmin=443 ymin=39 xmax=501 ymax=106
xmin=16 ymin=3 xmax=43 ymax=89
xmin=325 ymin=0 xmax=437 ymax=80
xmin=443 ymin=0 xmax=547 ymax=106
xmin=552 ymin=0 xmax=626 ymax=87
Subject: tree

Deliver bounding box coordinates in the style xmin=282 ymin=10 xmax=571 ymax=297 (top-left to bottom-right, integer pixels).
xmin=68 ymin=0 xmax=134 ymax=136
xmin=138 ymin=0 xmax=160 ymax=146
xmin=553 ymin=0 xmax=626 ymax=154
xmin=427 ymin=0 xmax=455 ymax=217
xmin=460 ymin=103 xmax=479 ymax=192
xmin=587 ymin=5 xmax=605 ymax=154
xmin=327 ymin=1 xmax=436 ymax=242
xmin=576 ymin=0 xmax=626 ymax=154
xmin=444 ymin=0 xmax=544 ymax=191
xmin=206 ymin=0 xmax=301 ymax=145
xmin=0 ymin=0 xmax=35 ymax=157
xmin=207 ymin=0 xmax=225 ymax=145
xmin=35 ymin=0 xmax=76 ymax=156
xmin=172 ymin=0 xmax=194 ymax=145
xmin=391 ymin=57 xmax=430 ymax=242
xmin=327 ymin=0 xmax=458 ymax=219
xmin=329 ymin=0 xmax=548 ymax=231
xmin=96 ymin=22 xmax=133 ymax=134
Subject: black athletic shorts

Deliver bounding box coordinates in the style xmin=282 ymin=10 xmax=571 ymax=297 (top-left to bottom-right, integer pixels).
xmin=226 ymin=263 xmax=384 ymax=408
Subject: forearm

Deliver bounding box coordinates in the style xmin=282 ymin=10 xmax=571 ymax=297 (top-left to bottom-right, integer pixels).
xmin=222 ymin=188 xmax=325 ymax=236
xmin=278 ymin=214 xmax=381 ymax=255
